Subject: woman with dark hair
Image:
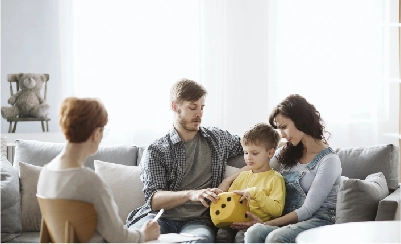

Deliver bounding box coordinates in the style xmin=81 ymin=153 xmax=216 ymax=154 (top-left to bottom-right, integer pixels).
xmin=37 ymin=97 xmax=160 ymax=242
xmin=238 ymin=94 xmax=342 ymax=243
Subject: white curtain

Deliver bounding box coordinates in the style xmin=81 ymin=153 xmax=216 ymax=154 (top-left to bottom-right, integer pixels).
xmin=70 ymin=0 xmax=399 ymax=148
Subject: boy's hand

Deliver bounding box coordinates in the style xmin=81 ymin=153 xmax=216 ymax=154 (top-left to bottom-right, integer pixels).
xmin=232 ymin=190 xmax=251 ymax=206
xmin=230 ymin=211 xmax=262 ymax=230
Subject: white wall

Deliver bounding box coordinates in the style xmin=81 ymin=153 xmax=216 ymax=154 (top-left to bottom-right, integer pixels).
xmin=1 ymin=0 xmax=64 ymax=133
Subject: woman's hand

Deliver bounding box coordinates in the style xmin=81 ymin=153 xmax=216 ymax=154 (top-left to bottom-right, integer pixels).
xmin=232 ymin=190 xmax=251 ymax=206
xmin=229 ymin=211 xmax=262 ymax=230
xmin=142 ymin=219 xmax=161 ymax=242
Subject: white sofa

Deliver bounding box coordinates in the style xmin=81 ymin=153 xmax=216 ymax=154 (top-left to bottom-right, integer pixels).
xmin=1 ymin=140 xmax=400 ymax=243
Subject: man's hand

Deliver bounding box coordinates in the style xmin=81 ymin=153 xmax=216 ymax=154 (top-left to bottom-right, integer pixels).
xmin=189 ymin=188 xmax=223 ymax=207
xmin=232 ymin=190 xmax=251 ymax=206
xmin=230 ymin=211 xmax=262 ymax=230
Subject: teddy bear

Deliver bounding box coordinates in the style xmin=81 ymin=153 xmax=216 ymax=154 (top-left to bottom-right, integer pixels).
xmin=1 ymin=73 xmax=50 ymax=119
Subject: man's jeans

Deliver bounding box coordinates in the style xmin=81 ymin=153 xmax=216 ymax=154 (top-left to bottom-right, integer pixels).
xmin=129 ymin=214 xmax=216 ymax=243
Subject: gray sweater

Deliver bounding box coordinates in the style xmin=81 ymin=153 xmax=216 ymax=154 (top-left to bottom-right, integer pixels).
xmin=270 ymin=148 xmax=342 ymax=221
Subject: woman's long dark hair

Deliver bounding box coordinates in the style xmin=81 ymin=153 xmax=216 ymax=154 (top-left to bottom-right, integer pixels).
xmin=268 ymin=94 xmax=330 ymax=169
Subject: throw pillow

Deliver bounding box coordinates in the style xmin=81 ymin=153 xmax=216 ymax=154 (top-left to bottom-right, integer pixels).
xmin=339 ymin=175 xmax=349 ymax=188
xmin=94 ymin=160 xmax=144 ymax=223
xmin=1 ymin=158 xmax=22 ymax=242
xmin=19 ymin=162 xmax=42 ymax=231
xmin=225 ymin=165 xmax=240 ymax=178
xmin=336 ymin=172 xmax=389 ymax=224
xmin=93 ymin=161 xmax=242 ymax=223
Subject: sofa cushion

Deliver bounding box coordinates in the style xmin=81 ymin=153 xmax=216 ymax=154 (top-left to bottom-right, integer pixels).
xmin=225 ymin=165 xmax=240 ymax=178
xmin=5 ymin=231 xmax=40 ymax=243
xmin=336 ymin=172 xmax=389 ymax=224
xmin=137 ymin=146 xmax=147 ymax=165
xmin=1 ymin=157 xmax=22 ymax=242
xmin=94 ymin=160 xmax=243 ymax=223
xmin=334 ymin=144 xmax=399 ymax=191
xmin=94 ymin=160 xmax=145 ymax=223
xmin=13 ymin=140 xmax=139 ymax=171
xmin=227 ymin=155 xmax=246 ymax=168
xmin=19 ymin=162 xmax=42 ymax=231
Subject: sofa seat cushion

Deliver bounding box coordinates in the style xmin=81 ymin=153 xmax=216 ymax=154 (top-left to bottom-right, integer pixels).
xmin=5 ymin=232 xmax=40 ymax=243
xmin=1 ymin=157 xmax=21 ymax=242
xmin=335 ymin=144 xmax=399 ymax=191
xmin=336 ymin=172 xmax=389 ymax=223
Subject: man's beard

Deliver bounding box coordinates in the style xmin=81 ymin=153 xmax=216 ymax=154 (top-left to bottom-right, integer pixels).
xmin=178 ymin=113 xmax=201 ymax=132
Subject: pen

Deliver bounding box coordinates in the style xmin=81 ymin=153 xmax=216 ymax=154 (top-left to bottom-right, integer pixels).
xmin=152 ymin=209 xmax=164 ymax=222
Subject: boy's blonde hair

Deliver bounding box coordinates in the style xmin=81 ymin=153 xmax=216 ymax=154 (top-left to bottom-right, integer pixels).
xmin=241 ymin=122 xmax=281 ymax=151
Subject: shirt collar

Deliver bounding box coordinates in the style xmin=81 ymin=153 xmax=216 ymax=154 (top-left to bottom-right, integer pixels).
xmin=169 ymin=126 xmax=209 ymax=144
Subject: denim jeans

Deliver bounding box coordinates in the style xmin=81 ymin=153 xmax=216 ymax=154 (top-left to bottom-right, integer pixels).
xmin=129 ymin=214 xmax=216 ymax=243
xmin=216 ymin=227 xmax=245 ymax=243
xmin=244 ymin=207 xmax=335 ymax=243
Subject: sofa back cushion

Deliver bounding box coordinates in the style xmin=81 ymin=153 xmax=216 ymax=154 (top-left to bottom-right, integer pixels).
xmin=13 ymin=140 xmax=140 ymax=171
xmin=137 ymin=146 xmax=246 ymax=169
xmin=334 ymin=144 xmax=400 ymax=191
xmin=227 ymin=155 xmax=246 ymax=168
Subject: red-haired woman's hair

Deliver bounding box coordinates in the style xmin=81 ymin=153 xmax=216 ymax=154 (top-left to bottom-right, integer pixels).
xmin=58 ymin=97 xmax=108 ymax=143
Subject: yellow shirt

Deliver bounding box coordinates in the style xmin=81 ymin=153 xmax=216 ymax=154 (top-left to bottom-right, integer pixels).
xmin=228 ymin=169 xmax=286 ymax=222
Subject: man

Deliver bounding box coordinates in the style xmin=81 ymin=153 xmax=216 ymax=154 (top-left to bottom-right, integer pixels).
xmin=126 ymin=78 xmax=245 ymax=242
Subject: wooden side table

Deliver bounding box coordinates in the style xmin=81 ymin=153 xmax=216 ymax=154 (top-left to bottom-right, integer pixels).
xmin=296 ymin=221 xmax=401 ymax=243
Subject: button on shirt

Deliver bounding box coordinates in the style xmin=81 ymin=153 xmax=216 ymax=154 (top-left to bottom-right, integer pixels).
xmin=126 ymin=126 xmax=243 ymax=227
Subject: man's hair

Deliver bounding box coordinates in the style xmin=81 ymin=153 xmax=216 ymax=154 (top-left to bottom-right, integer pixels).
xmin=241 ymin=122 xmax=281 ymax=151
xmin=170 ymin=78 xmax=207 ymax=104
xmin=58 ymin=97 xmax=108 ymax=143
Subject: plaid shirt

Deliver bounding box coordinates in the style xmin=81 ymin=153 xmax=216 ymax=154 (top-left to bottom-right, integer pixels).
xmin=126 ymin=126 xmax=243 ymax=227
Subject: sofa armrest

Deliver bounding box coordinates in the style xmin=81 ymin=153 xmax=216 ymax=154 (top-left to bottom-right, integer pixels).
xmin=1 ymin=157 xmax=22 ymax=242
xmin=375 ymin=187 xmax=401 ymax=221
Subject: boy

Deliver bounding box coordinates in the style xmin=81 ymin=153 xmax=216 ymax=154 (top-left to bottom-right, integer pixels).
xmin=216 ymin=122 xmax=286 ymax=243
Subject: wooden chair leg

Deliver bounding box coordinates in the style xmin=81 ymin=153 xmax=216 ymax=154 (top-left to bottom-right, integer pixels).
xmin=46 ymin=121 xmax=49 ymax=132
xmin=8 ymin=122 xmax=12 ymax=133
xmin=39 ymin=217 xmax=50 ymax=243
xmin=41 ymin=121 xmax=45 ymax=132
xmin=12 ymin=121 xmax=17 ymax=133
xmin=65 ymin=221 xmax=75 ymax=243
